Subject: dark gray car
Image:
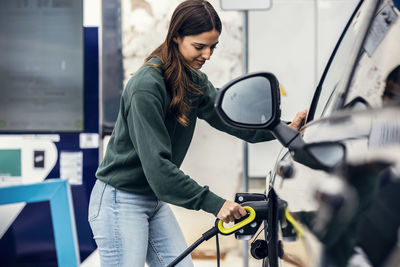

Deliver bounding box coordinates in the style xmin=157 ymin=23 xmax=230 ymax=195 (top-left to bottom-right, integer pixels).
xmin=215 ymin=0 xmax=400 ymax=266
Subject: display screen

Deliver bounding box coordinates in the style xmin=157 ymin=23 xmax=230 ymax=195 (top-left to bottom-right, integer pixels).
xmin=0 ymin=0 xmax=84 ymax=132
xmin=0 ymin=149 xmax=21 ymax=177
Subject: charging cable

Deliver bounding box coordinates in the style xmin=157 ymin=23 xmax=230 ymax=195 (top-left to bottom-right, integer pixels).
xmin=167 ymin=206 xmax=256 ymax=267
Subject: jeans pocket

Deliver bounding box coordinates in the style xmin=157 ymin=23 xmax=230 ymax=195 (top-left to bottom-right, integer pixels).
xmin=88 ymin=180 xmax=107 ymax=222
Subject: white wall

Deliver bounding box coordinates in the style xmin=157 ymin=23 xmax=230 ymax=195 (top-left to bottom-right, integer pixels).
xmin=248 ymin=0 xmax=358 ymax=178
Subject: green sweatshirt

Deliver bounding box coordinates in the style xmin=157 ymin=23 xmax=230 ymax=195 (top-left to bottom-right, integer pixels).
xmin=96 ymin=58 xmax=275 ymax=216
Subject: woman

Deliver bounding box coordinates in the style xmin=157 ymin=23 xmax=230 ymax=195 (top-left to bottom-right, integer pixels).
xmin=88 ymin=1 xmax=307 ymax=266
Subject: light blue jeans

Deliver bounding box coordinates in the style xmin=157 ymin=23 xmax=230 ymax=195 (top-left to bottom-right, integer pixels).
xmin=88 ymin=179 xmax=193 ymax=267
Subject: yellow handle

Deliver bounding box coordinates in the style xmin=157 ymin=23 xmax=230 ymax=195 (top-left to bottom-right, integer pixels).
xmin=217 ymin=206 xmax=256 ymax=235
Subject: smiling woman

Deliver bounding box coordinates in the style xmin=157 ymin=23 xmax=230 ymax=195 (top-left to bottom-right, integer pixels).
xmin=88 ymin=1 xmax=290 ymax=267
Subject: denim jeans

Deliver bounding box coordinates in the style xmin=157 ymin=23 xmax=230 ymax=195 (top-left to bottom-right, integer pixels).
xmin=88 ymin=179 xmax=193 ymax=267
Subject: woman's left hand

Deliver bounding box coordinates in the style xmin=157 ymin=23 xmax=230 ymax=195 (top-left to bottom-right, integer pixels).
xmin=288 ymin=109 xmax=308 ymax=131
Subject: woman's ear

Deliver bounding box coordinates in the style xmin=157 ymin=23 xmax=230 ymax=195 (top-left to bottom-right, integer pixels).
xmin=173 ymin=36 xmax=180 ymax=44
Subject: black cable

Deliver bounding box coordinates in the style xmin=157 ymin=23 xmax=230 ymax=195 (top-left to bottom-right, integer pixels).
xmin=167 ymin=227 xmax=218 ymax=267
xmin=251 ymin=222 xmax=267 ymax=244
xmin=167 ymin=237 xmax=205 ymax=267
xmin=216 ymin=233 xmax=220 ymax=267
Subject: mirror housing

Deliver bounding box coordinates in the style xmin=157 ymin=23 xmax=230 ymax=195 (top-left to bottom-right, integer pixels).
xmin=215 ymin=72 xmax=304 ymax=150
xmin=215 ymin=72 xmax=281 ymax=129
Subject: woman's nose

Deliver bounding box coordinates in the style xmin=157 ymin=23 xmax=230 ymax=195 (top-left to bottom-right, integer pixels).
xmin=202 ymin=48 xmax=212 ymax=60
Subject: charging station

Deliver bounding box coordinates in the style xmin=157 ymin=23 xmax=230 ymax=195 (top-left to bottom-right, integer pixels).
xmin=0 ymin=1 xmax=99 ymax=265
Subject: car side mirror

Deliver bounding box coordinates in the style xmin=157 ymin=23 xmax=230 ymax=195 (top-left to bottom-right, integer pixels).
xmin=293 ymin=142 xmax=346 ymax=171
xmin=215 ymin=72 xmax=304 ymax=149
xmin=215 ymin=72 xmax=281 ymax=129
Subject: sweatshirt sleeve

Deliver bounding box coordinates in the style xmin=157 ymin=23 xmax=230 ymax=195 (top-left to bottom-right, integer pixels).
xmin=125 ymin=89 xmax=225 ymax=216
xmin=197 ymin=81 xmax=276 ymax=143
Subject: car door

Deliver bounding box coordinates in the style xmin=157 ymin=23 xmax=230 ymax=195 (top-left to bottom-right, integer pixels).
xmin=271 ymin=0 xmax=380 ymax=209
xmin=269 ymin=0 xmax=400 ymax=266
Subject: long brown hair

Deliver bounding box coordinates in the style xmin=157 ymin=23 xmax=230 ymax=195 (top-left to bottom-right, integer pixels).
xmin=146 ymin=0 xmax=222 ymax=126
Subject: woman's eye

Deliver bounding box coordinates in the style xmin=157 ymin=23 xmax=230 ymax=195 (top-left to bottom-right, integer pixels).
xmin=211 ymin=45 xmax=217 ymax=50
xmin=195 ymin=46 xmax=203 ymax=50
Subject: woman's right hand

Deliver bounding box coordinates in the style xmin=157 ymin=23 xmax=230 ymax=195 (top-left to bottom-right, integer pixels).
xmin=288 ymin=109 xmax=308 ymax=131
xmin=217 ymin=200 xmax=247 ymax=224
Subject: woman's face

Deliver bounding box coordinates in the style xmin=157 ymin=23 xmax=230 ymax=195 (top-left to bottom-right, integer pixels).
xmin=174 ymin=29 xmax=220 ymax=70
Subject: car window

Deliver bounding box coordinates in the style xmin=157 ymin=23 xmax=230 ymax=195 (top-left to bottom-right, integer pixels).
xmin=343 ymin=1 xmax=400 ymax=108
xmin=310 ymin=0 xmax=379 ymax=120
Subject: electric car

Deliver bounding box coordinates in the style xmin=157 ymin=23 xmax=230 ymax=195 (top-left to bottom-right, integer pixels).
xmin=215 ymin=0 xmax=400 ymax=266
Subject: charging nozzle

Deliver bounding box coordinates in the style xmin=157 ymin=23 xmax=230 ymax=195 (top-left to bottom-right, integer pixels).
xmin=234 ymin=199 xmax=270 ymax=240
xmin=216 ymin=206 xmax=256 ymax=235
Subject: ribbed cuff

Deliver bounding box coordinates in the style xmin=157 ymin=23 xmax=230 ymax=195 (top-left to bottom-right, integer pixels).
xmin=201 ymin=190 xmax=226 ymax=216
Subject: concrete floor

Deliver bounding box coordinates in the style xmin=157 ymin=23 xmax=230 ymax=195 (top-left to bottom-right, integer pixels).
xmin=80 ymin=236 xmax=318 ymax=267
xmin=81 ymin=248 xmax=263 ymax=267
